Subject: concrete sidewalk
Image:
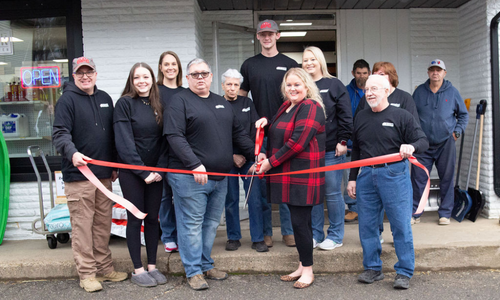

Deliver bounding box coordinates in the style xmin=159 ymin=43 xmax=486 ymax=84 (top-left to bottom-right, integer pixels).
xmin=0 ymin=211 xmax=499 ymax=280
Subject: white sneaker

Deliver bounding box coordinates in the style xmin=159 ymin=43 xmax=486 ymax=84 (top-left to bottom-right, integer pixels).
xmin=318 ymin=239 xmax=343 ymax=251
xmin=165 ymin=242 xmax=178 ymax=253
xmin=313 ymin=239 xmax=318 ymax=249
xmin=379 ymin=235 xmax=384 ymax=244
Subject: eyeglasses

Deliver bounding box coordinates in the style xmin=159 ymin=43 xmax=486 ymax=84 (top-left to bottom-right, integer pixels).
xmin=74 ymin=70 xmax=95 ymax=78
xmin=188 ymin=72 xmax=210 ymax=79
xmin=364 ymin=86 xmax=386 ymax=94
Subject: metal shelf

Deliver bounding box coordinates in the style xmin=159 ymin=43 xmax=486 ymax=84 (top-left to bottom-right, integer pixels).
xmin=0 ymin=101 xmax=45 ymax=106
xmin=4 ymin=136 xmax=50 ymax=141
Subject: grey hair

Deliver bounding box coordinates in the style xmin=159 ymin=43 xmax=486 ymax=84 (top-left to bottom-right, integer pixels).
xmin=368 ymin=74 xmax=390 ymax=90
xmin=186 ymin=58 xmax=211 ymax=74
xmin=221 ymin=68 xmax=243 ymax=84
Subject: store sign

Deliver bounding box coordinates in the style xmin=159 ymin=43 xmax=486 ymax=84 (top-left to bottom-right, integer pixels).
xmin=0 ymin=30 xmax=13 ymax=55
xmin=20 ymin=66 xmax=61 ymax=89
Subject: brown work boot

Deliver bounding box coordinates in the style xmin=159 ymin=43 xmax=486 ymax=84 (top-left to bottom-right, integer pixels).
xmin=345 ymin=211 xmax=358 ymax=222
xmin=79 ymin=277 xmax=103 ymax=293
xmin=282 ymin=235 xmax=296 ymax=247
xmin=264 ymin=235 xmax=273 ymax=247
xmin=204 ymin=268 xmax=228 ymax=280
xmin=187 ymin=274 xmax=209 ymax=290
xmin=95 ymin=271 xmax=128 ymax=282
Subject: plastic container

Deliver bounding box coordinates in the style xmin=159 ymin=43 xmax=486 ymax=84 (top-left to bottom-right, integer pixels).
xmin=1 ymin=113 xmax=29 ymax=138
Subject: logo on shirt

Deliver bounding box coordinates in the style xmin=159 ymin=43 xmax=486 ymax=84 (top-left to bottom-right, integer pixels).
xmin=320 ymin=89 xmax=329 ymax=93
xmin=382 ymin=122 xmax=394 ymax=127
xmin=215 ymin=105 xmax=225 ymax=109
xmin=100 ymin=103 xmax=109 ymax=108
xmin=390 ymin=103 xmax=401 ymax=108
xmin=242 ymin=107 xmax=250 ymax=112
xmin=276 ymin=66 xmax=287 ymax=71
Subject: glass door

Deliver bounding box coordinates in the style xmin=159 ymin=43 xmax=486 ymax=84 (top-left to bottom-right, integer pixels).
xmin=212 ymin=22 xmax=256 ymax=95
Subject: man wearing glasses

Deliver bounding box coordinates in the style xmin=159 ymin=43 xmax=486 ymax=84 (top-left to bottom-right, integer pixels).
xmin=347 ymin=75 xmax=428 ymax=290
xmin=164 ymin=58 xmax=254 ymax=290
xmin=53 ymin=57 xmax=127 ymax=292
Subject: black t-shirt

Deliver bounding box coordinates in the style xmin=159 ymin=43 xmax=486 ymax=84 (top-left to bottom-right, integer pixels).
xmin=349 ymin=105 xmax=428 ymax=181
xmin=113 ymin=96 xmax=167 ymax=179
xmin=164 ymin=89 xmax=254 ymax=180
xmin=355 ymin=88 xmax=420 ymax=124
xmin=227 ymin=95 xmax=260 ymax=154
xmin=240 ymin=53 xmax=299 ymax=120
xmin=158 ymin=85 xmax=185 ymax=109
xmin=316 ymin=77 xmax=353 ymax=151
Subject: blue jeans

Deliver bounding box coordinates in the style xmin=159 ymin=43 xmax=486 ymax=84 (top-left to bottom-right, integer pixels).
xmin=412 ymin=136 xmax=456 ymax=218
xmin=159 ymin=175 xmax=177 ymax=244
xmin=357 ymin=161 xmax=414 ymax=278
xmin=168 ymin=173 xmax=228 ymax=278
xmin=311 ymin=152 xmax=345 ymax=243
xmin=225 ymin=161 xmax=271 ymax=242
xmin=260 ymin=174 xmax=293 ymax=236
xmin=342 ymin=154 xmax=358 ymax=213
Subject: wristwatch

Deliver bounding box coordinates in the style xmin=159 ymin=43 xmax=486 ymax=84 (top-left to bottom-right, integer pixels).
xmin=340 ymin=140 xmax=347 ymax=146
xmin=454 ymin=131 xmax=460 ymax=139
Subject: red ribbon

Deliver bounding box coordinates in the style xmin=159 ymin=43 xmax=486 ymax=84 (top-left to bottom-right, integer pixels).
xmin=79 ymin=153 xmax=430 ymax=218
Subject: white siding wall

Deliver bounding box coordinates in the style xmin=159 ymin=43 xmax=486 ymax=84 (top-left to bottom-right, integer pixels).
xmin=338 ymin=10 xmax=411 ymax=93
xmin=81 ymin=0 xmax=203 ymax=100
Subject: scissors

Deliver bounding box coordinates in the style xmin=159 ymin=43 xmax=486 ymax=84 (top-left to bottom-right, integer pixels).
xmin=244 ymin=126 xmax=265 ymax=208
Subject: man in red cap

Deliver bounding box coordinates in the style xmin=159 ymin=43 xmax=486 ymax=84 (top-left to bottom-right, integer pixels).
xmin=239 ymin=19 xmax=299 ymax=247
xmin=53 ymin=57 xmax=127 ymax=292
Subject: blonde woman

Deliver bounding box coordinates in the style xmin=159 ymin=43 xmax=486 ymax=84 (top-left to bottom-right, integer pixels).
xmin=255 ymin=68 xmax=326 ymax=289
xmin=302 ymin=46 xmax=353 ymax=251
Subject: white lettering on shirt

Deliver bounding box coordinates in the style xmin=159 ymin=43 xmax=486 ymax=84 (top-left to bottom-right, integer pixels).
xmin=320 ymin=89 xmax=329 ymax=93
xmin=242 ymin=107 xmax=250 ymax=112
xmin=382 ymin=122 xmax=394 ymax=127
xmin=276 ymin=66 xmax=287 ymax=71
xmin=100 ymin=103 xmax=109 ymax=108
xmin=215 ymin=105 xmax=225 ymax=109
xmin=390 ymin=103 xmax=401 ymax=108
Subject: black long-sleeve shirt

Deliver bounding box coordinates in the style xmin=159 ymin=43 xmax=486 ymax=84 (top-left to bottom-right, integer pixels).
xmin=53 ymin=82 xmax=115 ymax=182
xmin=164 ymin=89 xmax=254 ymax=181
xmin=113 ymin=96 xmax=167 ymax=179
xmin=227 ymin=95 xmax=260 ymax=155
xmin=355 ymin=88 xmax=420 ymax=124
xmin=349 ymin=105 xmax=428 ymax=181
xmin=316 ymin=77 xmax=353 ymax=151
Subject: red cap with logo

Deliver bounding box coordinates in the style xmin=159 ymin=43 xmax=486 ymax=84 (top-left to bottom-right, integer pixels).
xmin=257 ymin=19 xmax=279 ymax=34
xmin=72 ymin=56 xmax=96 ymax=73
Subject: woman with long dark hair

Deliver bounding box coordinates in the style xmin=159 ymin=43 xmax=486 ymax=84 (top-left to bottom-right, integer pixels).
xmin=157 ymin=51 xmax=185 ymax=253
xmin=114 ymin=62 xmax=167 ymax=287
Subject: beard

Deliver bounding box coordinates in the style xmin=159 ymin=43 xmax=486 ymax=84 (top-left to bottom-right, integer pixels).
xmin=356 ymin=77 xmax=368 ymax=88
xmin=367 ymin=97 xmax=382 ymax=108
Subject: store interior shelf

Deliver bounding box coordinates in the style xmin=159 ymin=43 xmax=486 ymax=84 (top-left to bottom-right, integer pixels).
xmin=0 ymin=101 xmax=45 ymax=106
xmin=4 ymin=136 xmax=51 ymax=141
xmin=8 ymin=153 xmax=29 ymax=158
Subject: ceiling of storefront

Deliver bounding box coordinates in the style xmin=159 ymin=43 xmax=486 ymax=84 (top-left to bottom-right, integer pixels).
xmin=197 ymin=0 xmax=471 ymax=10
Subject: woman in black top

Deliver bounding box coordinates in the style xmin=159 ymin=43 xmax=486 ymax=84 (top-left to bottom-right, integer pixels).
xmin=156 ymin=51 xmax=185 ymax=253
xmin=114 ymin=63 xmax=167 ymax=287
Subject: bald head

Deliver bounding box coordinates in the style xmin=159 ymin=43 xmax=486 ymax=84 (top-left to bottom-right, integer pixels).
xmin=364 ymin=74 xmax=390 ymax=112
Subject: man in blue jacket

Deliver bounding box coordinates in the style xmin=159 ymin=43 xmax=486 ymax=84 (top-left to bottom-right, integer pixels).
xmin=411 ymin=59 xmax=469 ymax=225
xmin=343 ymin=59 xmax=370 ymax=222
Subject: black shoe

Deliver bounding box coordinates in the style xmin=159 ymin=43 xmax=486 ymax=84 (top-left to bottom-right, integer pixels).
xmin=393 ymin=274 xmax=410 ymax=289
xmin=225 ymin=239 xmax=241 ymax=251
xmin=251 ymin=241 xmax=269 ymax=252
xmin=358 ymin=270 xmax=384 ymax=284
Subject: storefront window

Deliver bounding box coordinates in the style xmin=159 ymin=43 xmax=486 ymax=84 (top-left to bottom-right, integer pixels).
xmin=0 ymin=17 xmax=68 ymax=158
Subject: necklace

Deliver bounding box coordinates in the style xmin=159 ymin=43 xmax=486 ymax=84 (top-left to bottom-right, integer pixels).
xmin=140 ymin=98 xmax=150 ymax=106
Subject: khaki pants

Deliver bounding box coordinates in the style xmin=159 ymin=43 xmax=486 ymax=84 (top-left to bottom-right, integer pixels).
xmin=65 ymin=179 xmax=114 ymax=279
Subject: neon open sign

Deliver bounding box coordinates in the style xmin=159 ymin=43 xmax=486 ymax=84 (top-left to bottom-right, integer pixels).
xmin=20 ymin=66 xmax=61 ymax=89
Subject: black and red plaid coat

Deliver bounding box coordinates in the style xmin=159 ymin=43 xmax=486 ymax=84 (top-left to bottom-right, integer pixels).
xmin=266 ymin=98 xmax=326 ymax=206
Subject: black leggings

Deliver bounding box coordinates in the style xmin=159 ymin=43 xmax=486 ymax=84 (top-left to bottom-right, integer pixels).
xmin=119 ymin=171 xmax=163 ymax=269
xmin=287 ymin=204 xmax=313 ymax=267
